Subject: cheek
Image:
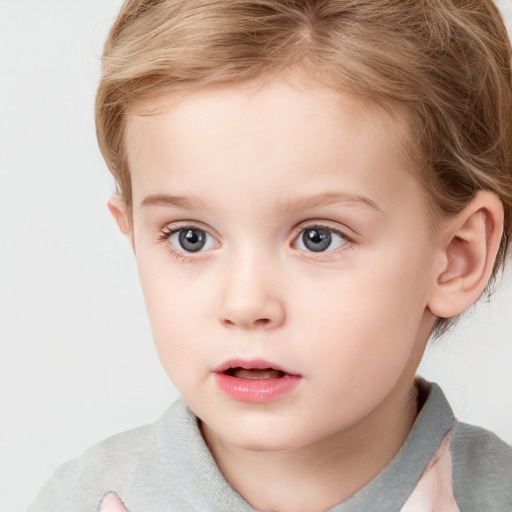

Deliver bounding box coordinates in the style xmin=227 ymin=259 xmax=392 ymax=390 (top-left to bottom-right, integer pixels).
xmin=143 ymin=289 xmax=204 ymax=387
xmin=295 ymin=249 xmax=431 ymax=370
xmin=136 ymin=256 xmax=197 ymax=353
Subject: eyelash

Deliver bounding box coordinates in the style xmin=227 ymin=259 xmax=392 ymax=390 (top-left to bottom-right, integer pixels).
xmin=293 ymin=223 xmax=355 ymax=263
xmin=157 ymin=224 xmax=212 ymax=263
xmin=157 ymin=222 xmax=354 ymax=262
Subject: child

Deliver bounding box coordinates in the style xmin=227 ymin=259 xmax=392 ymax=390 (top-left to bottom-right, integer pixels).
xmin=29 ymin=0 xmax=512 ymax=511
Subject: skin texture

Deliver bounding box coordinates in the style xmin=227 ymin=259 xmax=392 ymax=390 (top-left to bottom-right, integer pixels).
xmin=99 ymin=493 xmax=127 ymax=512
xmin=401 ymin=433 xmax=460 ymax=512
xmin=110 ymin=75 xmax=503 ymax=512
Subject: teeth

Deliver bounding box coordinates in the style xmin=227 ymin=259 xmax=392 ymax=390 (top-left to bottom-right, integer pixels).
xmin=231 ymin=368 xmax=285 ymax=379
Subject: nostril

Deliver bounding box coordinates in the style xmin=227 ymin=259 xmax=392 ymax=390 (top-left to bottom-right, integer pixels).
xmin=222 ymin=317 xmax=272 ymax=328
xmin=254 ymin=318 xmax=271 ymax=326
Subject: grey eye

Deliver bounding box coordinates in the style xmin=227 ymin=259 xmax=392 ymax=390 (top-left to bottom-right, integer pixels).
xmin=169 ymin=228 xmax=214 ymax=253
xmin=296 ymin=227 xmax=346 ymax=253
xmin=302 ymin=228 xmax=331 ymax=252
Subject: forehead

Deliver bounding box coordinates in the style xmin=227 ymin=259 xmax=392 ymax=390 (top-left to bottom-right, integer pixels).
xmin=123 ymin=76 xmax=424 ymax=220
xmin=125 ymin=76 xmax=409 ymax=147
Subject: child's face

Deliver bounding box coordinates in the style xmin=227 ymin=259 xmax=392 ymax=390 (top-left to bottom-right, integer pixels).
xmin=122 ymin=76 xmax=439 ymax=452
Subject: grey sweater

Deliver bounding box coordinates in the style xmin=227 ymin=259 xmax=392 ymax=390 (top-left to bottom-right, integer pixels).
xmin=28 ymin=380 xmax=512 ymax=512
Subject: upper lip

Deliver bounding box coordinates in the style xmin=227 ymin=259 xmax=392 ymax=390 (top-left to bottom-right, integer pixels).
xmin=213 ymin=358 xmax=301 ymax=376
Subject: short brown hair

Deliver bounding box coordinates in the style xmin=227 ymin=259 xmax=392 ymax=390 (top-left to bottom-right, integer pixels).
xmin=96 ymin=0 xmax=512 ymax=335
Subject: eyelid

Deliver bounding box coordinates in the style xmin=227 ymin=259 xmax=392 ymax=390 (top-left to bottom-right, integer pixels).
xmin=159 ymin=221 xmax=221 ymax=258
xmin=169 ymin=229 xmax=217 ymax=252
xmin=160 ymin=220 xmax=221 ymax=240
xmin=292 ymin=221 xmax=354 ymax=242
xmin=291 ymin=221 xmax=354 ymax=254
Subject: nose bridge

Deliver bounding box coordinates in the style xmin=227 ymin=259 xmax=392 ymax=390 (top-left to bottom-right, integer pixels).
xmin=218 ymin=245 xmax=285 ymax=330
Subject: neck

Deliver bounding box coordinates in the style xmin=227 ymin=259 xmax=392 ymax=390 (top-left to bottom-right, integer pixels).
xmin=202 ymin=378 xmax=419 ymax=512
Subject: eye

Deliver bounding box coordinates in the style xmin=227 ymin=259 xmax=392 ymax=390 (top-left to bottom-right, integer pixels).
xmin=295 ymin=226 xmax=347 ymax=253
xmin=167 ymin=227 xmax=217 ymax=253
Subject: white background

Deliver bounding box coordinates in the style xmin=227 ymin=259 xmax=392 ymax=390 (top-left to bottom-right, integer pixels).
xmin=1 ymin=1 xmax=511 ymax=510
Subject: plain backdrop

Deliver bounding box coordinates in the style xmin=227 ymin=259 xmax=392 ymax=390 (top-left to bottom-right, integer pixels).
xmin=1 ymin=1 xmax=511 ymax=510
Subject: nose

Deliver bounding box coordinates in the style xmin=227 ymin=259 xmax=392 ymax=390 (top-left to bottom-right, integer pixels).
xmin=217 ymin=254 xmax=286 ymax=330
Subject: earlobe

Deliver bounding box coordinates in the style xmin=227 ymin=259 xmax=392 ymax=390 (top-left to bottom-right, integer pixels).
xmin=427 ymin=191 xmax=504 ymax=319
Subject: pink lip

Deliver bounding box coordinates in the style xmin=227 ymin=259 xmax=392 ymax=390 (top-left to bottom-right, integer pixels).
xmin=213 ymin=359 xmax=301 ymax=404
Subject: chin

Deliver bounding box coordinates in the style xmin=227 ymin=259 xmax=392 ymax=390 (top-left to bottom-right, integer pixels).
xmin=195 ymin=398 xmax=316 ymax=452
xmin=239 ymin=437 xmax=296 ymax=452
xmin=218 ymin=422 xmax=311 ymax=453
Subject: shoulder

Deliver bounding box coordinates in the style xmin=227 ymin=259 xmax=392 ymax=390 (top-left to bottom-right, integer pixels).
xmin=27 ymin=400 xmax=185 ymax=512
xmin=451 ymin=421 xmax=512 ymax=511
xmin=28 ymin=398 xmax=253 ymax=512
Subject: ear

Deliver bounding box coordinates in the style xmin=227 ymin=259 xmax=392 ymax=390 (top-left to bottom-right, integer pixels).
xmin=108 ymin=196 xmax=135 ymax=250
xmin=427 ymin=191 xmax=504 ymax=319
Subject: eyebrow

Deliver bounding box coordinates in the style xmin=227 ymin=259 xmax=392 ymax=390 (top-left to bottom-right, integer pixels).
xmin=140 ymin=191 xmax=381 ymax=213
xmin=275 ymin=192 xmax=381 ymax=214
xmin=140 ymin=194 xmax=208 ymax=210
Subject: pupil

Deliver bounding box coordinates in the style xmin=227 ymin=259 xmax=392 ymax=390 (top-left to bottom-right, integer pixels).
xmin=179 ymin=229 xmax=206 ymax=252
xmin=303 ymin=228 xmax=331 ymax=252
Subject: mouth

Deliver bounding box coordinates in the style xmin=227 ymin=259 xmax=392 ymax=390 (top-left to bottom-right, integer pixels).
xmin=214 ymin=359 xmax=299 ymax=379
xmin=224 ymin=367 xmax=287 ymax=380
xmin=213 ymin=359 xmax=301 ymax=403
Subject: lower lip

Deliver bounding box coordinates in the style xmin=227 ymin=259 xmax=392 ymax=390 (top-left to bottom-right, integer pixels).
xmin=214 ymin=372 xmax=301 ymax=403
